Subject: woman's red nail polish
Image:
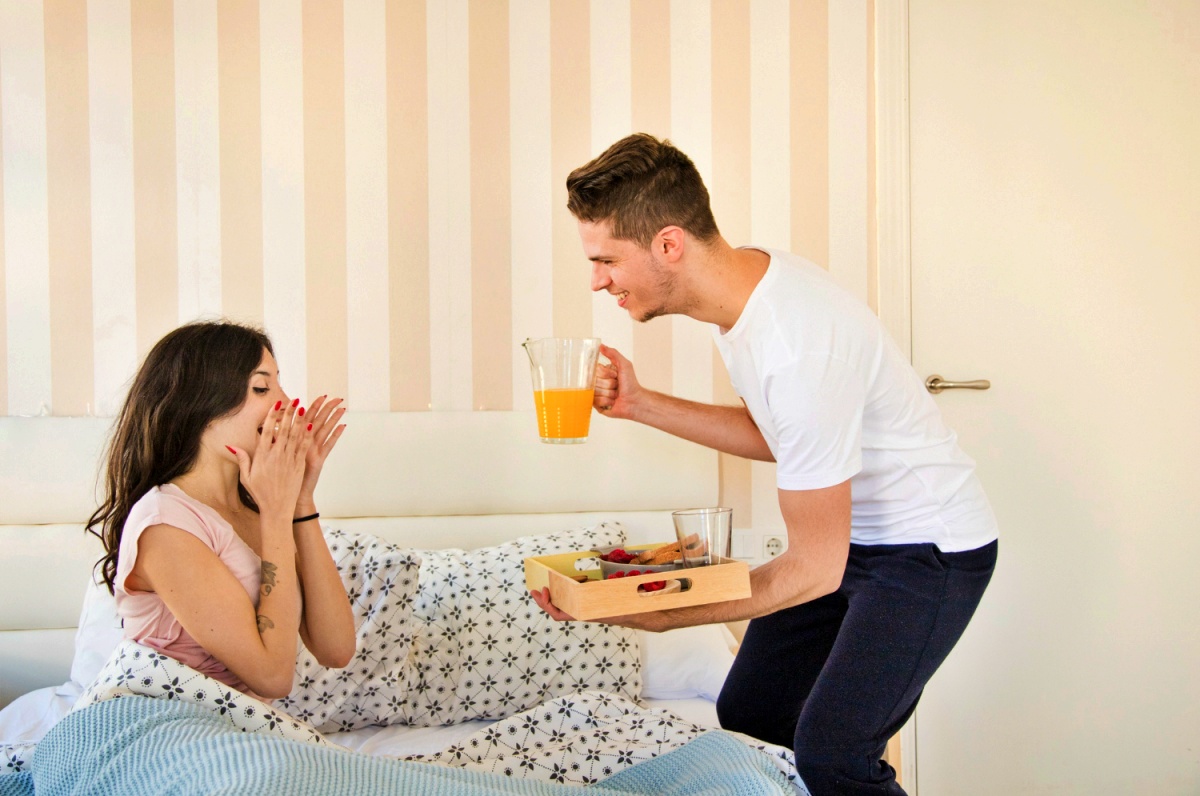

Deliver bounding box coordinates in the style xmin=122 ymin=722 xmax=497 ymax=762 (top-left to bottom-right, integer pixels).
xmin=225 ymin=446 xmax=236 ymax=455
xmin=274 ymin=400 xmax=282 ymax=410
xmin=307 ymin=423 xmax=313 ymax=431
xmin=291 ymin=398 xmax=299 ymax=408
xmin=298 ymin=406 xmax=305 ymax=417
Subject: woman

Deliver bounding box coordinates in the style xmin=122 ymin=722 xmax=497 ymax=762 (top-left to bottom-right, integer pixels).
xmin=87 ymin=321 xmax=356 ymax=700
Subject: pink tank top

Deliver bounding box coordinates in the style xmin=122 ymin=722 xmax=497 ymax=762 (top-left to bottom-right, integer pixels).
xmin=115 ymin=484 xmax=261 ymax=692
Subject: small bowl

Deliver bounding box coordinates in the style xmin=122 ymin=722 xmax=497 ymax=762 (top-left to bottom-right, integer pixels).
xmin=594 ymin=545 xmax=682 ymax=579
xmin=638 ymin=579 xmax=682 ymax=597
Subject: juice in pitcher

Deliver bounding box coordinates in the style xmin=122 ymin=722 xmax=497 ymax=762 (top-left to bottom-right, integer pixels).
xmin=523 ymin=338 xmax=602 ymax=444
xmin=535 ymin=387 xmax=595 ymax=441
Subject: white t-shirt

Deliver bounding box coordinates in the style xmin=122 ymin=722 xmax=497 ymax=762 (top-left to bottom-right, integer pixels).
xmin=712 ymin=248 xmax=998 ymax=552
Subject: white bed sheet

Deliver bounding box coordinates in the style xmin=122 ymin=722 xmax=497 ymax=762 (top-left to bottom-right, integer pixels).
xmin=0 ymin=685 xmax=78 ymax=748
xmin=327 ymin=697 xmax=721 ymax=759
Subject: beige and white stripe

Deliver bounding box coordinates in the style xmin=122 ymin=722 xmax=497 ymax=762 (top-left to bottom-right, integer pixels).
xmin=131 ymin=0 xmax=179 ymax=363
xmin=46 ymin=0 xmax=95 ymax=418
xmin=669 ymin=0 xmax=714 ymax=408
xmin=87 ymin=0 xmax=137 ymax=418
xmin=588 ymin=0 xmax=634 ymax=364
xmin=218 ymin=0 xmax=263 ymax=330
xmin=628 ymin=0 xmax=671 ymax=396
xmin=345 ymin=0 xmax=389 ymax=411
xmin=1 ymin=1 xmax=52 ymax=418
xmin=470 ymin=0 xmax=512 ymax=412
xmin=387 ymin=0 xmax=430 ymax=412
xmin=303 ymin=0 xmax=348 ymax=404
xmin=427 ymin=0 xmax=471 ymax=411
xmin=1 ymin=0 xmax=881 ymax=533
xmin=260 ymin=0 xmax=307 ymax=401
xmin=828 ymin=0 xmax=869 ymax=302
xmin=0 ymin=40 xmax=6 ymax=417
xmin=507 ymin=0 xmax=551 ymax=411
xmin=174 ymin=0 xmax=221 ymax=325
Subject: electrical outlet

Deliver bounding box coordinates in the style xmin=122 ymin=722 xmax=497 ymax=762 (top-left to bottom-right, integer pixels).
xmin=763 ymin=535 xmax=786 ymax=558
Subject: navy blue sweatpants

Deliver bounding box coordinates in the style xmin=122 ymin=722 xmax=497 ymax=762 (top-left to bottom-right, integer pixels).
xmin=716 ymin=540 xmax=997 ymax=796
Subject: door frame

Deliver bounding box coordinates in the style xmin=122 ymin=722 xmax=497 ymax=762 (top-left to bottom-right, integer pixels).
xmin=873 ymin=0 xmax=918 ymax=790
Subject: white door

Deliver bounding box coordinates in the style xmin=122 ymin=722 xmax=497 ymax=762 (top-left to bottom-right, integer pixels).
xmin=906 ymin=2 xmax=1200 ymax=794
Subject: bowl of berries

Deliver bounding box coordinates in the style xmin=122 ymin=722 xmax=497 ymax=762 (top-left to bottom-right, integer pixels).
xmin=594 ymin=546 xmax=682 ymax=594
xmin=595 ymin=544 xmax=682 ymax=578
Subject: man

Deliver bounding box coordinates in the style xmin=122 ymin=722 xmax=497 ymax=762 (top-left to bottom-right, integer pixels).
xmin=531 ymin=133 xmax=998 ymax=796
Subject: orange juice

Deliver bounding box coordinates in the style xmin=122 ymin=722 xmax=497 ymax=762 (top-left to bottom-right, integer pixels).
xmin=534 ymin=388 xmax=595 ymax=441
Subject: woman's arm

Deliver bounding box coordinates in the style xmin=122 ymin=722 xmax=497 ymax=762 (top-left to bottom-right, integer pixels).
xmin=291 ymin=507 xmax=355 ymax=668
xmin=173 ymin=397 xmax=311 ymax=698
xmin=290 ymin=395 xmax=356 ymax=667
xmin=135 ymin=519 xmax=301 ymax=699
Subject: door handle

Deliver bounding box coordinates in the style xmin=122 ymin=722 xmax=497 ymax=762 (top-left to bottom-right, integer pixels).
xmin=925 ymin=375 xmax=991 ymax=394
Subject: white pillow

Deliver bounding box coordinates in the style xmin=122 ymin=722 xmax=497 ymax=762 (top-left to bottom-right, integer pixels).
xmin=274 ymin=529 xmax=423 ymax=732
xmin=400 ymin=521 xmax=642 ymax=726
xmin=639 ymin=623 xmax=735 ymax=702
xmin=69 ymin=575 xmax=124 ymax=691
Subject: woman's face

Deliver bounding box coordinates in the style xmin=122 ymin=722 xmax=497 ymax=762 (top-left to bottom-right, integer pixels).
xmin=208 ymin=348 xmax=290 ymax=456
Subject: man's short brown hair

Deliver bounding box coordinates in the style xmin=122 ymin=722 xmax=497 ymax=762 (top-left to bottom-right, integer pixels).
xmin=566 ymin=133 xmax=719 ymax=247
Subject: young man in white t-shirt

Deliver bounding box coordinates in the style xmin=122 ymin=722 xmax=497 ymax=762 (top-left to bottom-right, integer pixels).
xmin=530 ymin=133 xmax=998 ymax=796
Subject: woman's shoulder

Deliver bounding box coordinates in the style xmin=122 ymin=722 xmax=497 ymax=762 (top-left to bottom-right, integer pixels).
xmin=129 ymin=483 xmax=186 ymax=516
xmin=127 ymin=485 xmax=224 ymax=542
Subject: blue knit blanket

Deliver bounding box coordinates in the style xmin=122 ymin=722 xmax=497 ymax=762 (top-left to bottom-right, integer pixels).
xmin=0 ymin=696 xmax=794 ymax=795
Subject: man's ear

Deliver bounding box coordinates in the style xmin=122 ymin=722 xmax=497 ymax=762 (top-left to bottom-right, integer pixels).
xmin=656 ymin=226 xmax=686 ymax=263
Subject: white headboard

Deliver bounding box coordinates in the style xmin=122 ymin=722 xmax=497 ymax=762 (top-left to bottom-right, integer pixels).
xmin=0 ymin=411 xmax=719 ymax=707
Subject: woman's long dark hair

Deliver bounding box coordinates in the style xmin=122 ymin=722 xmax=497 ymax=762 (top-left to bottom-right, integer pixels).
xmin=87 ymin=321 xmax=274 ymax=594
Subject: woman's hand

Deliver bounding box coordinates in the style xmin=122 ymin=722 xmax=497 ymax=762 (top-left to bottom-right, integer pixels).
xmin=296 ymin=395 xmax=347 ymax=506
xmin=228 ymin=399 xmax=313 ymax=519
xmin=593 ymin=344 xmax=646 ymax=421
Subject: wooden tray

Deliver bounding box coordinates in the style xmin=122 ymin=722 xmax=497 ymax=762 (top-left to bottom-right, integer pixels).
xmin=524 ymin=543 xmax=751 ymax=620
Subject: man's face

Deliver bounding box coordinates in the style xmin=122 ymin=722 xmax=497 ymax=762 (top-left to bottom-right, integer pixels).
xmin=578 ymin=220 xmax=679 ymax=322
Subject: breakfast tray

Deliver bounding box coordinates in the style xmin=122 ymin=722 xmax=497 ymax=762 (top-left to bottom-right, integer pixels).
xmin=524 ymin=543 xmax=751 ymax=620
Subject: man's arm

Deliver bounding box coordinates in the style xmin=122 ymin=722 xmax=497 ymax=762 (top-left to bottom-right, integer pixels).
xmin=594 ymin=344 xmax=774 ymax=461
xmin=532 ymin=480 xmax=852 ymax=630
xmin=629 ymin=391 xmax=775 ymax=461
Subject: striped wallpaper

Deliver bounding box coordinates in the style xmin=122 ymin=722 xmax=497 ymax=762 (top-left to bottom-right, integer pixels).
xmin=1 ymin=0 xmax=876 ymax=534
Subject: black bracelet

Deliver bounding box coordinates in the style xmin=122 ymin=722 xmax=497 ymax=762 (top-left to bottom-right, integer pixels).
xmin=293 ymin=512 xmax=320 ymax=524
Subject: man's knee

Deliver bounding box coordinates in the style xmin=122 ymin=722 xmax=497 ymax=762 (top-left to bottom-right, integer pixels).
xmin=716 ymin=687 xmax=797 ymax=748
xmin=715 ymin=688 xmax=747 ymax=733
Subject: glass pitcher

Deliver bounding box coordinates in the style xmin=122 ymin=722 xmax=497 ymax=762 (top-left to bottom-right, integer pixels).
xmin=522 ymin=337 xmax=602 ymax=444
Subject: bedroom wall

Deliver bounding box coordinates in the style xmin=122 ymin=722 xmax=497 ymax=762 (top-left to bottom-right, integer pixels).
xmin=0 ymin=0 xmax=876 ymax=540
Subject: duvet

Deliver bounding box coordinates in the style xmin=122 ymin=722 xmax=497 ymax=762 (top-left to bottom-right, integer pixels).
xmin=0 ymin=642 xmax=805 ymax=795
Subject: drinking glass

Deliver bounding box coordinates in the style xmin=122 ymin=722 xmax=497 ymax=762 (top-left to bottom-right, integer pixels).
xmin=672 ymin=507 xmax=733 ymax=567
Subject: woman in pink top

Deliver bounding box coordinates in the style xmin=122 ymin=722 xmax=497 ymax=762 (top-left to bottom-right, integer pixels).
xmin=86 ymin=321 xmax=356 ymax=699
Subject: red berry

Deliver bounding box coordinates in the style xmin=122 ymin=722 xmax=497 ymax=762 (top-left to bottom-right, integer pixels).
xmin=627 ymin=570 xmax=640 ymax=577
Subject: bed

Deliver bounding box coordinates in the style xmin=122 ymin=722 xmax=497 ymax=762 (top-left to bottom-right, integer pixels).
xmin=0 ymin=412 xmax=805 ymax=794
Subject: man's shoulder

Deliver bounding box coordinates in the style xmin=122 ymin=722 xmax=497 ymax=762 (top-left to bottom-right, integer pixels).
xmin=753 ymin=246 xmax=825 ymax=275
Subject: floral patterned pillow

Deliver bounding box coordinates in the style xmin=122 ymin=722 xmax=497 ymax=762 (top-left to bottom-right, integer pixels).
xmin=399 ymin=521 xmax=641 ymax=727
xmin=273 ymin=529 xmax=423 ymax=732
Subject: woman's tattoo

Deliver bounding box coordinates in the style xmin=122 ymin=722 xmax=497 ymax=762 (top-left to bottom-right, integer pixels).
xmin=260 ymin=560 xmax=278 ymax=596
xmin=256 ymin=614 xmax=275 ymax=633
